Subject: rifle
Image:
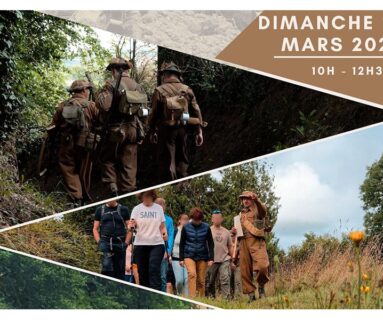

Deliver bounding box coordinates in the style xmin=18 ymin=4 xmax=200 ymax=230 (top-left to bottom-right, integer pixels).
xmin=80 ymin=72 xmax=99 ymax=201
xmin=85 ymin=71 xmax=95 ymax=102
xmin=97 ymin=68 xmax=124 ymax=157
xmin=37 ymin=125 xmax=58 ymax=185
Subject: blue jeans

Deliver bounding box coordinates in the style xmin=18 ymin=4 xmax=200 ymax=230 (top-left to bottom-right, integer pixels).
xmin=160 ymin=259 xmax=169 ymax=292
xmin=172 ymin=260 xmax=189 ymax=296
xmin=98 ymin=238 xmax=126 ymax=280
xmin=124 ymin=274 xmax=134 ymax=283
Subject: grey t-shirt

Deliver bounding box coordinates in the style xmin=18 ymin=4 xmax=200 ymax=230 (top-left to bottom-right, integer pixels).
xmin=211 ymin=226 xmax=232 ymax=263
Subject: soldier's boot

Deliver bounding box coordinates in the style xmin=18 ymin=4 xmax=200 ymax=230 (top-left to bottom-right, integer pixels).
xmin=248 ymin=291 xmax=257 ymax=303
xmin=258 ymin=287 xmax=266 ymax=299
xmin=109 ymin=183 xmax=119 ymax=198
xmin=72 ymin=198 xmax=83 ymax=208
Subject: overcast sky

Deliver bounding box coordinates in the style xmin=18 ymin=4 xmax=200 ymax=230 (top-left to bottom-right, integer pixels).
xmin=266 ymin=123 xmax=383 ymax=250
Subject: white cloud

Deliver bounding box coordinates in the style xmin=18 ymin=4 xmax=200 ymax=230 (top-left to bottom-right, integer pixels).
xmin=273 ymin=162 xmax=364 ymax=248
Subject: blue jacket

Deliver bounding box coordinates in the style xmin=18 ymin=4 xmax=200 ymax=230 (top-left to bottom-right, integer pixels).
xmin=164 ymin=214 xmax=174 ymax=255
xmin=179 ymin=222 xmax=214 ymax=261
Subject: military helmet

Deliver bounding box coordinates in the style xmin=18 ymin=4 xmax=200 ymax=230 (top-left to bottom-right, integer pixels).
xmin=68 ymin=80 xmax=92 ymax=93
xmin=159 ymin=61 xmax=182 ymax=75
xmin=106 ymin=57 xmax=132 ymax=71
xmin=239 ymin=190 xmax=257 ymax=200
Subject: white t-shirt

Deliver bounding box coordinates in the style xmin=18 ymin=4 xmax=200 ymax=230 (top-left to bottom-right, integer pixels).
xmin=130 ymin=203 xmax=165 ymax=245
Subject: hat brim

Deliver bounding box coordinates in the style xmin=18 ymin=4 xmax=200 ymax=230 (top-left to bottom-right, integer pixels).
xmin=106 ymin=63 xmax=131 ymax=71
xmin=67 ymin=86 xmax=92 ymax=93
xmin=159 ymin=69 xmax=182 ymax=75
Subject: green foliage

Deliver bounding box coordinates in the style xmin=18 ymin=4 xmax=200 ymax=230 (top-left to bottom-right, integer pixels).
xmin=290 ymin=109 xmax=327 ymax=140
xmin=0 ymin=11 xmax=24 ymax=141
xmin=0 ymin=220 xmax=100 ymax=272
xmin=286 ymin=232 xmax=349 ymax=264
xmin=0 ymin=149 xmax=65 ymax=227
xmin=361 ymin=153 xmax=383 ymax=240
xmin=5 ymin=12 xmax=110 ymax=152
xmin=0 ymin=250 xmax=196 ymax=309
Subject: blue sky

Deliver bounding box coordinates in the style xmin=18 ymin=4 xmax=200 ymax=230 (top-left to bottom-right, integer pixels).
xmin=264 ymin=123 xmax=383 ymax=251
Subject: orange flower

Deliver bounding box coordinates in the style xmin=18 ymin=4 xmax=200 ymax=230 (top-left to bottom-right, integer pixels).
xmin=349 ymin=231 xmax=365 ymax=246
xmin=362 ymin=273 xmax=369 ymax=281
xmin=360 ymin=285 xmax=370 ymax=293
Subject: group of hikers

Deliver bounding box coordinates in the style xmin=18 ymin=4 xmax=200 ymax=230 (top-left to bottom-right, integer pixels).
xmin=45 ymin=57 xmax=206 ymax=207
xmin=92 ymin=189 xmax=273 ymax=302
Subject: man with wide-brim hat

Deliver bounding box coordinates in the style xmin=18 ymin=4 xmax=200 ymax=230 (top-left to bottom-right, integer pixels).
xmin=67 ymin=80 xmax=93 ymax=93
xmin=105 ymin=57 xmax=133 ymax=71
xmin=233 ymin=190 xmax=272 ymax=302
xmin=148 ymin=61 xmax=206 ymax=183
xmin=158 ymin=62 xmax=183 ymax=76
xmin=96 ymin=57 xmax=144 ymax=197
xmin=50 ymin=79 xmax=99 ymax=207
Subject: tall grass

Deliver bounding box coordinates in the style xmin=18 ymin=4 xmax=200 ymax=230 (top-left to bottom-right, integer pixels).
xmin=198 ymin=236 xmax=383 ymax=309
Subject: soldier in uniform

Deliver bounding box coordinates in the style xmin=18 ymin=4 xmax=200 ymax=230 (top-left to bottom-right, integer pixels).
xmin=96 ymin=57 xmax=146 ymax=196
xmin=148 ymin=62 xmax=206 ymax=183
xmin=50 ymin=80 xmax=98 ymax=207
xmin=233 ymin=190 xmax=272 ymax=302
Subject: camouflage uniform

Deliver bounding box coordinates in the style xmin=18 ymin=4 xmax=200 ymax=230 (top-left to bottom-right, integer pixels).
xmin=148 ymin=62 xmax=204 ymax=182
xmin=51 ymin=80 xmax=98 ymax=203
xmin=96 ymin=58 xmax=143 ymax=195
xmin=238 ymin=191 xmax=272 ymax=297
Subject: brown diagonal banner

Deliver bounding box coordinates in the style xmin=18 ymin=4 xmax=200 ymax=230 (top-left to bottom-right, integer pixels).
xmin=217 ymin=11 xmax=383 ymax=107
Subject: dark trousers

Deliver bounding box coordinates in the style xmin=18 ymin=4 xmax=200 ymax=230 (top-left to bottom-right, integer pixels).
xmin=58 ymin=135 xmax=85 ymax=200
xmin=134 ymin=244 xmax=165 ymax=291
xmin=157 ymin=125 xmax=189 ymax=182
xmin=100 ymin=123 xmax=138 ymax=193
xmin=207 ymin=260 xmax=231 ymax=299
xmin=98 ymin=238 xmax=127 ymax=280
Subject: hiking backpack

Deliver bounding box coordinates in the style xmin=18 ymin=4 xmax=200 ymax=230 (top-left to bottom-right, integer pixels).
xmin=118 ymin=81 xmax=148 ymax=116
xmin=62 ymin=98 xmax=88 ymax=130
xmin=156 ymin=83 xmax=190 ymax=126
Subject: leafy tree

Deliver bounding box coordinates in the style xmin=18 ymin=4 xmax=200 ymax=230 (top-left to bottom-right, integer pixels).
xmin=0 ymin=11 xmax=24 ymax=142
xmin=286 ymin=232 xmax=349 ymax=265
xmin=361 ymin=154 xmax=383 ymax=240
xmin=0 ymin=250 xmax=195 ymax=309
xmin=10 ymin=12 xmax=109 ymax=152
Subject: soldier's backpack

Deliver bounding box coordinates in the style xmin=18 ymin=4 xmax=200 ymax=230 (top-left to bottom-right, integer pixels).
xmin=118 ymin=82 xmax=148 ymax=116
xmin=62 ymin=98 xmax=89 ymax=130
xmin=156 ymin=83 xmax=190 ymax=126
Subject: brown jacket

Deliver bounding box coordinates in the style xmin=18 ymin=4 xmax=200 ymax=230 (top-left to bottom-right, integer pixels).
xmin=240 ymin=200 xmax=271 ymax=238
xmin=96 ymin=75 xmax=142 ymax=124
xmin=148 ymin=77 xmax=202 ymax=131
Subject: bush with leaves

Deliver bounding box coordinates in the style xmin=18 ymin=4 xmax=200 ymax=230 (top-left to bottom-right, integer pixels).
xmin=361 ymin=153 xmax=383 ymax=241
